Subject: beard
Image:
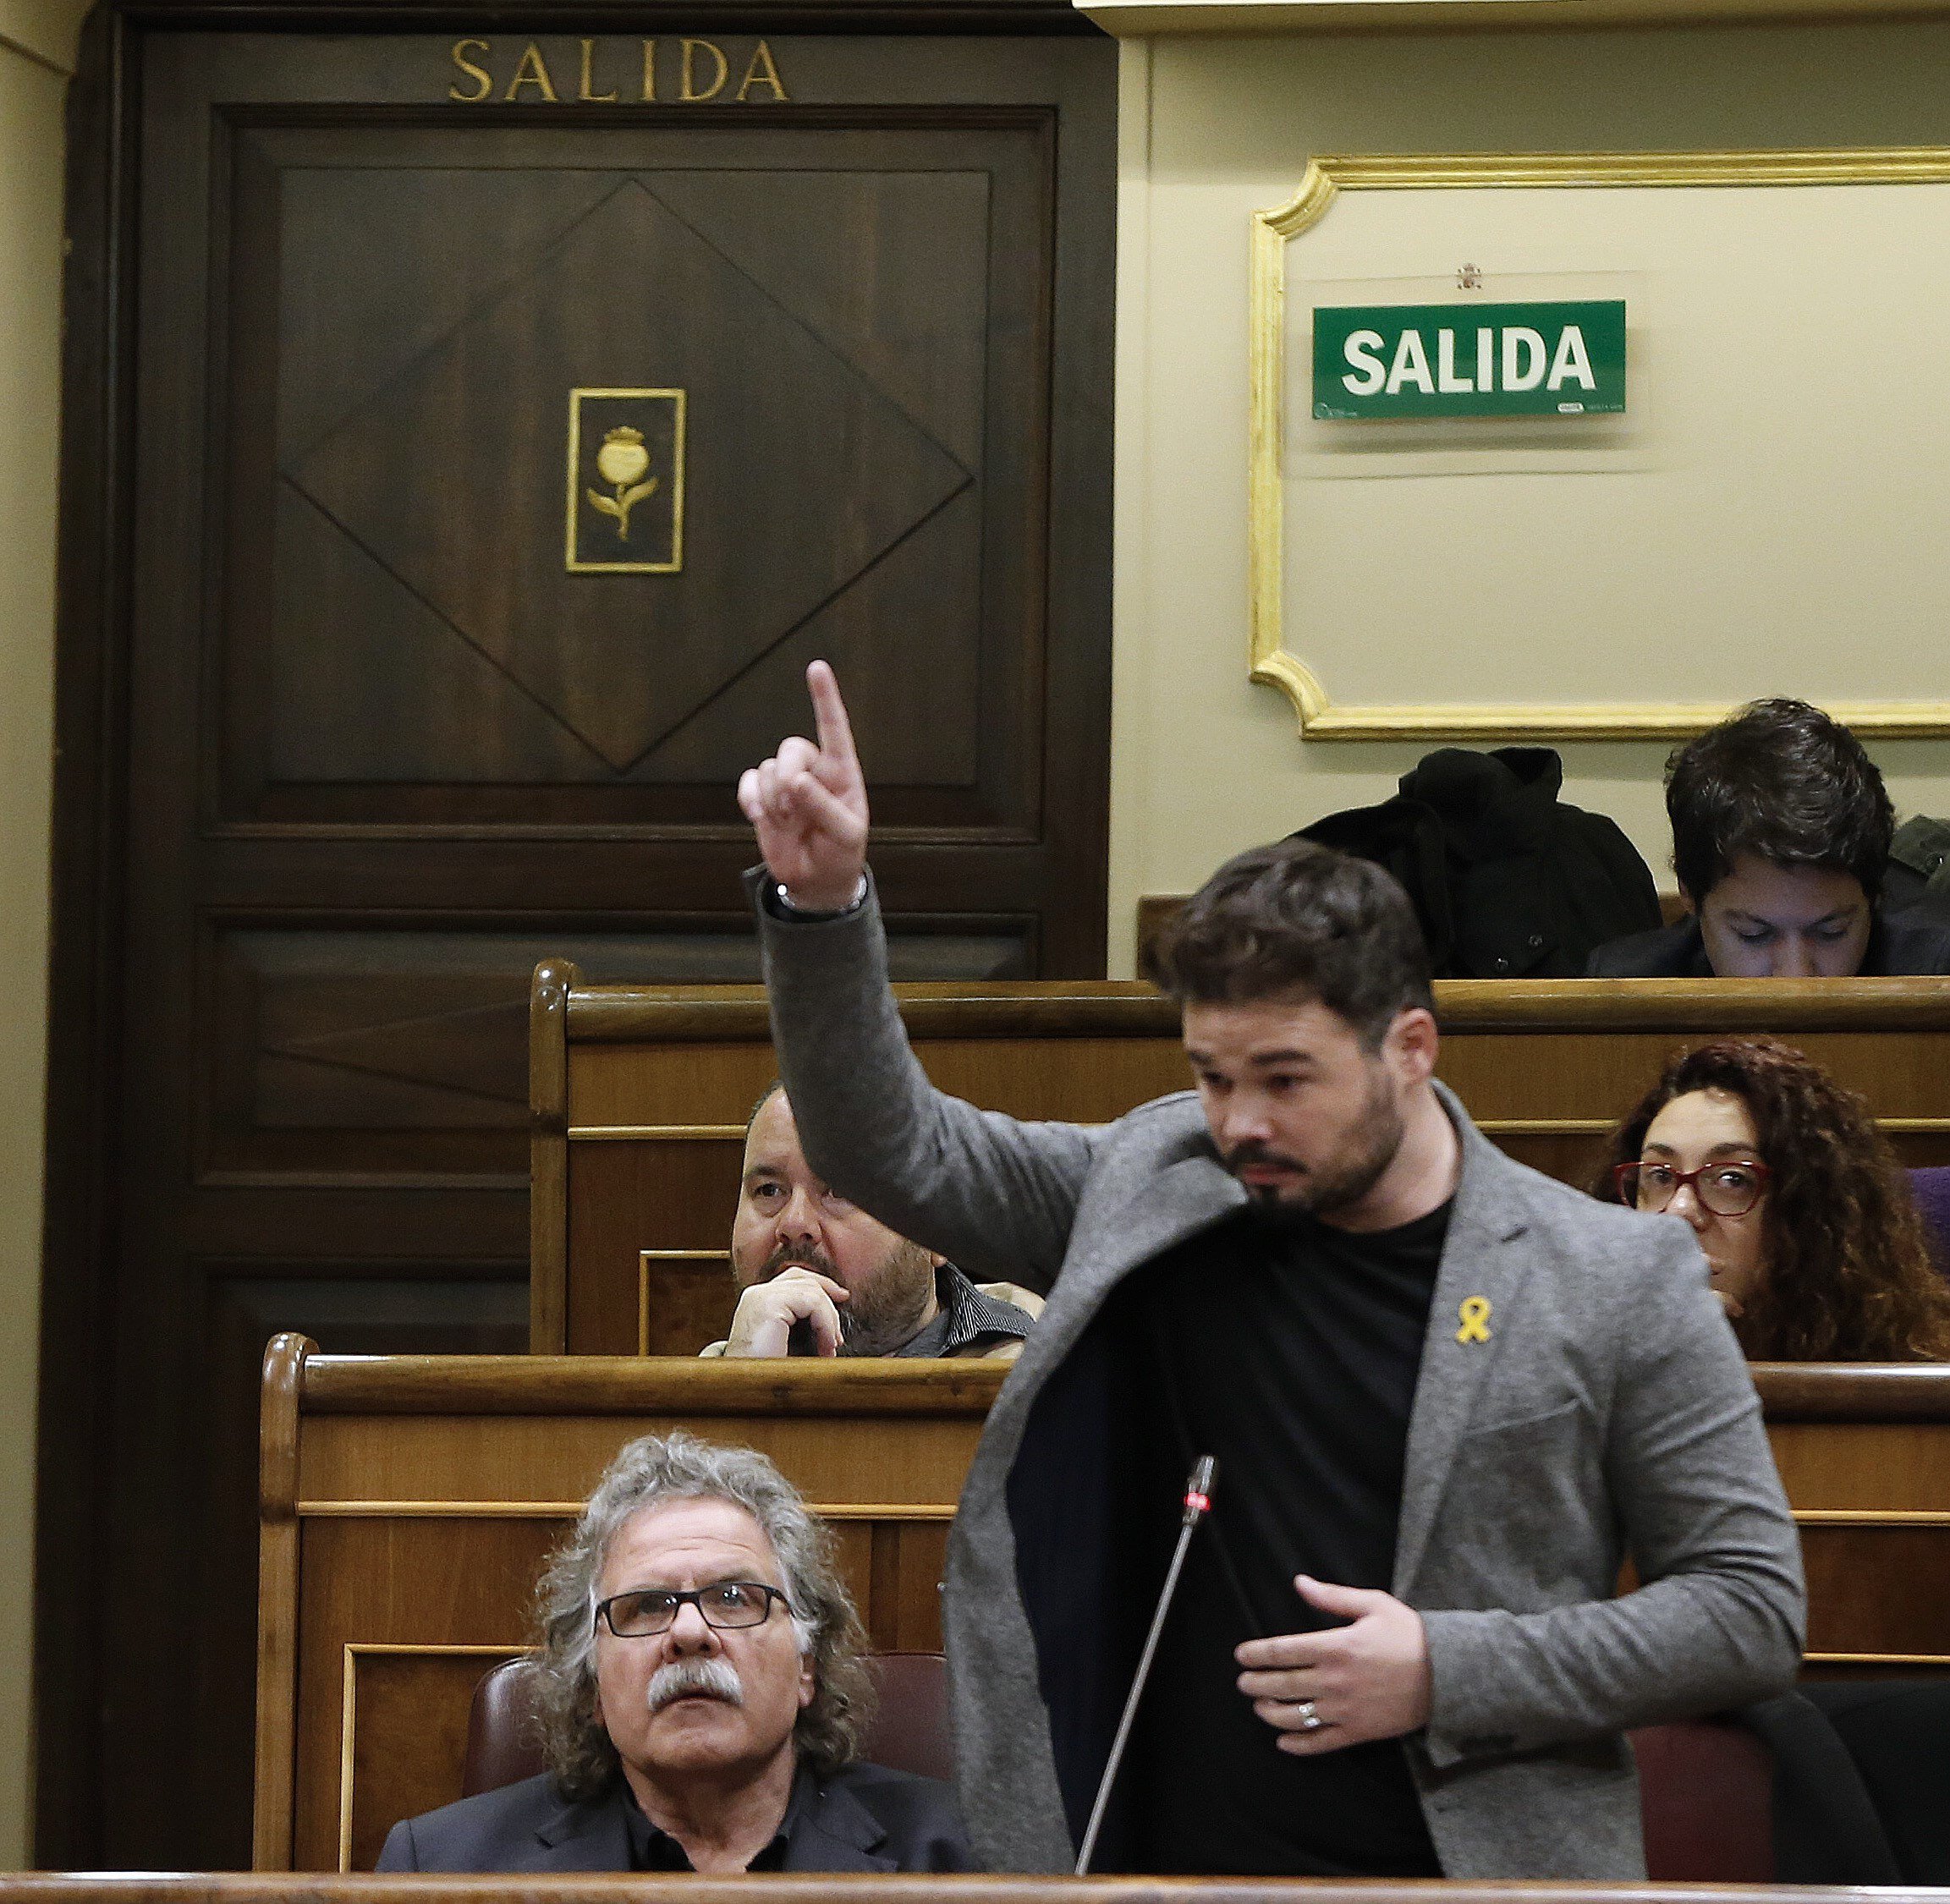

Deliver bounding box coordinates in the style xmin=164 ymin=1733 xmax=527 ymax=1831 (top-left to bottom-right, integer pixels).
xmin=645 ymin=1655 xmax=744 ymax=1715
xmin=750 ymin=1237 xmax=939 ymax=1358
xmin=833 ymin=1241 xmax=939 ymax=1356
xmin=1224 ymin=1065 xmax=1406 ymax=1219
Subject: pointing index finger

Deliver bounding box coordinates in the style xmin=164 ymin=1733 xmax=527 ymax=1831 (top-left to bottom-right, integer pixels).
xmin=806 ymin=661 xmax=859 ymax=771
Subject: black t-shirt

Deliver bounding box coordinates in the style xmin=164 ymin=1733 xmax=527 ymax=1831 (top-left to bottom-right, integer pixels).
xmin=1112 ymin=1199 xmax=1450 ymax=1877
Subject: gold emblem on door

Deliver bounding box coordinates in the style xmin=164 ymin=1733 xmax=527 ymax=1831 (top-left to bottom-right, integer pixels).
xmin=566 ymin=387 xmax=685 ymax=573
xmin=589 ymin=428 xmax=656 ymax=539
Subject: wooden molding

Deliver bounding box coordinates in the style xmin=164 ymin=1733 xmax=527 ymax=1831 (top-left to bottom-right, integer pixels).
xmin=1793 ymin=1510 xmax=1950 ymax=1525
xmin=283 ymin=1352 xmax=1948 ymax=1423
xmin=1803 ymin=1650 xmax=1950 ymax=1666
xmin=571 ymin=1124 xmax=745 ymax=1140
xmin=528 ymin=957 xmax=579 ymax=1354
xmin=252 ymin=1333 xmax=312 ymax=1870
xmin=119 ymin=0 xmax=1103 ymax=29
xmin=1432 ymin=975 xmax=1950 ymax=1030
xmin=1246 ymin=151 xmax=1950 ymax=743
xmin=1079 ymin=0 xmax=1950 ymax=34
xmin=568 ymin=979 xmax=1174 ymax=1042
xmin=299 ymin=1353 xmax=1010 ymax=1416
xmin=338 ymin=1645 xmax=524 ymax=1873
xmin=560 ymin=973 xmax=1950 ymax=1046
xmin=1752 ymin=1363 xmax=1950 ymax=1422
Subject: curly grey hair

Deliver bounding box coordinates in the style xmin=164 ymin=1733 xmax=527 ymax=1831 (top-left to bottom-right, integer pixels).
xmin=530 ymin=1430 xmax=875 ymax=1799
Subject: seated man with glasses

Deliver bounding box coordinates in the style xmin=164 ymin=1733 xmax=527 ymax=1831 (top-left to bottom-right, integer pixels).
xmin=1597 ymin=1036 xmax=1950 ymax=1361
xmin=377 ymin=1431 xmax=973 ymax=1873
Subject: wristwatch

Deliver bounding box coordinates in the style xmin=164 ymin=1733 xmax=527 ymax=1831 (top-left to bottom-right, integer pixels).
xmin=773 ymin=875 xmax=868 ymax=920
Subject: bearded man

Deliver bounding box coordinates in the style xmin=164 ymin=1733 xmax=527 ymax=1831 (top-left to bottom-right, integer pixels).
xmin=376 ymin=1432 xmax=972 ymax=1872
xmin=702 ymin=1082 xmax=1040 ymax=1359
xmin=733 ymin=661 xmax=1804 ymax=1882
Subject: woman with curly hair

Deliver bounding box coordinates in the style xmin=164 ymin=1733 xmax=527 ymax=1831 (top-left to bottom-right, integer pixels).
xmin=1599 ymin=1036 xmax=1950 ymax=1361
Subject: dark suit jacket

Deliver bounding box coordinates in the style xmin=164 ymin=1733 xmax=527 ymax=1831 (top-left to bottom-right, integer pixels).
xmin=1585 ymin=902 xmax=1950 ymax=977
xmin=376 ymin=1762 xmax=973 ymax=1873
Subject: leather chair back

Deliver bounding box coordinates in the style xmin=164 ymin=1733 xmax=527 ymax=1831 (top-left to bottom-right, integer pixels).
xmin=463 ymin=1656 xmax=547 ymax=1797
xmin=1632 ymin=1717 xmax=1774 ymax=1882
xmin=463 ymin=1650 xmax=951 ymax=1797
xmin=856 ymin=1651 xmax=953 ymax=1782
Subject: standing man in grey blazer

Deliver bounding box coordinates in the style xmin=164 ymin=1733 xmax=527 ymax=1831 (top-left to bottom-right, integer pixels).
xmin=736 ymin=663 xmax=1804 ymax=1883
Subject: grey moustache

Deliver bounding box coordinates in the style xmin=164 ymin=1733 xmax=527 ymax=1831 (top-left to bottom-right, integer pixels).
xmin=645 ymin=1656 xmax=744 ymax=1714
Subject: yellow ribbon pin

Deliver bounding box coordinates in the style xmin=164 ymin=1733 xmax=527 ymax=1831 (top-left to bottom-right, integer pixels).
xmin=1455 ymin=1297 xmax=1492 ymax=1345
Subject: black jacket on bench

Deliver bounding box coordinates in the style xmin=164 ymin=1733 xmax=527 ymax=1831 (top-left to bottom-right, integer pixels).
xmin=1297 ymin=747 xmax=1662 ymax=979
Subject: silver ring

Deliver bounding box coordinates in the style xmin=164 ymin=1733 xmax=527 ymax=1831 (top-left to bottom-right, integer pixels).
xmin=1295 ymin=1699 xmax=1323 ymax=1732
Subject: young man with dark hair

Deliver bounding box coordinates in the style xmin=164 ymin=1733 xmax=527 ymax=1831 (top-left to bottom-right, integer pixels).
xmin=738 ymin=663 xmax=1803 ymax=1883
xmin=1588 ymin=698 xmax=1950 ymax=977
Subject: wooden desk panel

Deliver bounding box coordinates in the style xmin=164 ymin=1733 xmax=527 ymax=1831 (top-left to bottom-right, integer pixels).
xmin=536 ymin=968 xmax=1950 ymax=1355
xmin=1441 ymin=1023 xmax=1950 ymax=1185
xmin=256 ymin=1342 xmax=1002 ymax=1872
xmin=1767 ymin=1422 xmax=1950 ymax=1511
xmin=258 ymin=1342 xmax=1950 ymax=1872
xmin=1752 ymin=1365 xmax=1950 ymax=1671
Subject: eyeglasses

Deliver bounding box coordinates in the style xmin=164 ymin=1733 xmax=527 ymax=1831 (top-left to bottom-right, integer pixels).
xmin=594 ymin=1581 xmax=791 ymax=1638
xmin=1614 ymin=1159 xmax=1771 ymax=1218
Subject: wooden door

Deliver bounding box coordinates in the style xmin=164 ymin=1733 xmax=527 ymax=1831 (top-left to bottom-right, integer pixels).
xmin=41 ymin=7 xmax=1112 ymax=1867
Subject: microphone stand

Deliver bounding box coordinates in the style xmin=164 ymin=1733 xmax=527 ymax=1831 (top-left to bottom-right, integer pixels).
xmin=1074 ymin=1454 xmax=1218 ymax=1876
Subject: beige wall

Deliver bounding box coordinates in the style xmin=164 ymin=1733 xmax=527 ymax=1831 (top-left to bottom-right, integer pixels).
xmin=1107 ymin=19 xmax=1950 ymax=973
xmin=0 ymin=0 xmax=84 ymax=1864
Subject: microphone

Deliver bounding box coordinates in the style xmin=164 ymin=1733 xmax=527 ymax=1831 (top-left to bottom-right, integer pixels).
xmin=1073 ymin=1454 xmax=1218 ymax=1875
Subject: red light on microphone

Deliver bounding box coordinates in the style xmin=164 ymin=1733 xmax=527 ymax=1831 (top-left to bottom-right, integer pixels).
xmin=1177 ymin=1457 xmax=1217 ymax=1531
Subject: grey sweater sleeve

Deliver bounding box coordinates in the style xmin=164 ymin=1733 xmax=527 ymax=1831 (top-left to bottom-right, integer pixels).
xmin=751 ymin=868 xmax=1096 ymax=1292
xmin=1421 ymin=1232 xmax=1805 ymax=1764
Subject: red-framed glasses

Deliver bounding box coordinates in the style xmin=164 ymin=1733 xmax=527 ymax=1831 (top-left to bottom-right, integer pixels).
xmin=1614 ymin=1159 xmax=1771 ymax=1218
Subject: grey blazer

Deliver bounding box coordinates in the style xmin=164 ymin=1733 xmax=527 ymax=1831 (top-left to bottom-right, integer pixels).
xmin=754 ymin=876 xmax=1806 ymax=1881
xmin=375 ymin=1764 xmax=972 ymax=1873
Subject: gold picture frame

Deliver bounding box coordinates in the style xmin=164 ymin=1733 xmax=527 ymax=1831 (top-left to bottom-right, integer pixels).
xmin=1250 ymin=149 xmax=1950 ymax=741
xmin=565 ymin=385 xmax=687 ymax=573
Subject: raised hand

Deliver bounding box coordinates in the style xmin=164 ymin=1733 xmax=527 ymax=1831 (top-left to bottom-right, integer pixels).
xmin=737 ymin=661 xmax=870 ymax=913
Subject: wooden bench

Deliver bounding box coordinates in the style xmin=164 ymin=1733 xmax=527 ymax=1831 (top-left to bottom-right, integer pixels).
xmin=251 ymin=1336 xmax=1002 ymax=1872
xmin=253 ymin=1340 xmax=1950 ymax=1871
xmin=530 ymin=964 xmax=1950 ymax=1355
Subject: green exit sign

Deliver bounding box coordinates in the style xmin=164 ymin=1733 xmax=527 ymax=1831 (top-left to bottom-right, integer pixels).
xmin=1312 ymin=300 xmax=1627 ymax=420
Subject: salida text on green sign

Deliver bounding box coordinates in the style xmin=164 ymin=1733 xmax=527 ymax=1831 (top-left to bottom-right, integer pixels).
xmin=1311 ymin=299 xmax=1627 ymax=420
